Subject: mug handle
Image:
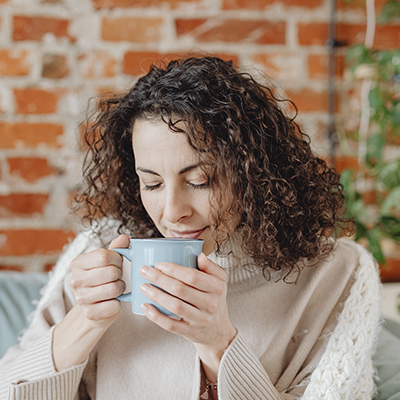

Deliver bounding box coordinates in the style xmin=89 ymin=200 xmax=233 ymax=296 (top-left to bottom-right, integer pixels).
xmin=111 ymin=248 xmax=133 ymax=303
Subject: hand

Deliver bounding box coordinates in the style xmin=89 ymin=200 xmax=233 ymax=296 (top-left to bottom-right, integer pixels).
xmin=69 ymin=234 xmax=129 ymax=328
xmin=139 ymin=253 xmax=237 ymax=380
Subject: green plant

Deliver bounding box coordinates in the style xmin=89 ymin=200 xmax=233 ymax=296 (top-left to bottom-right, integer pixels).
xmin=340 ymin=5 xmax=400 ymax=264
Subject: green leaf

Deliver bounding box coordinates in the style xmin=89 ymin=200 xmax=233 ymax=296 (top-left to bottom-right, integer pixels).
xmin=379 ymin=215 xmax=400 ymax=240
xmin=392 ymin=106 xmax=400 ymax=127
xmin=355 ymin=220 xmax=368 ymax=240
xmin=366 ymin=133 xmax=386 ymax=164
xmin=351 ymin=198 xmax=370 ymax=226
xmin=346 ymin=44 xmax=374 ymax=74
xmin=381 ymin=186 xmax=400 ymax=214
xmin=366 ymin=228 xmax=386 ymax=264
xmin=379 ymin=0 xmax=400 ymax=24
xmin=378 ymin=159 xmax=400 ymax=189
xmin=369 ymin=87 xmax=384 ymax=111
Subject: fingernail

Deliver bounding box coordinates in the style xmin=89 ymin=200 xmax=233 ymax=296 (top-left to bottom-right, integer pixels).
xmin=155 ymin=262 xmax=166 ymax=271
xmin=141 ymin=303 xmax=152 ymax=315
xmin=140 ymin=265 xmax=150 ymax=276
xmin=140 ymin=283 xmax=150 ymax=293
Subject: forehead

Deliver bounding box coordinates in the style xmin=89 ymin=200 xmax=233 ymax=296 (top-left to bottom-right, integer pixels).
xmin=132 ymin=118 xmax=199 ymax=166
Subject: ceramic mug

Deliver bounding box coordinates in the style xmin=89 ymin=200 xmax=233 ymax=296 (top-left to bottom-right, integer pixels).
xmin=111 ymin=238 xmax=204 ymax=317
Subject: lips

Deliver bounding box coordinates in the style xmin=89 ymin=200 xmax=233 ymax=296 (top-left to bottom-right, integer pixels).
xmin=168 ymin=227 xmax=207 ymax=239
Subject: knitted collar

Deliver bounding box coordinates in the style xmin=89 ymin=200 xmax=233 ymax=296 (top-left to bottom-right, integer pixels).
xmin=207 ymin=233 xmax=267 ymax=287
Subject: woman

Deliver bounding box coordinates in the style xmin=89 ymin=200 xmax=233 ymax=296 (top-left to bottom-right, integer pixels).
xmin=0 ymin=56 xmax=380 ymax=400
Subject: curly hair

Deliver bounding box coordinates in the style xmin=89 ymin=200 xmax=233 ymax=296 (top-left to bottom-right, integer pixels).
xmin=76 ymin=56 xmax=352 ymax=281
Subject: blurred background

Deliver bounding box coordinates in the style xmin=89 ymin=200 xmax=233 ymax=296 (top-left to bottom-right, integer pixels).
xmin=0 ymin=0 xmax=399 ymax=320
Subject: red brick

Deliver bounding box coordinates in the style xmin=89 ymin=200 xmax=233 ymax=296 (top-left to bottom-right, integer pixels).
xmin=380 ymin=258 xmax=400 ymax=283
xmin=7 ymin=157 xmax=56 ymax=182
xmin=251 ymin=52 xmax=304 ymax=81
xmin=299 ymin=22 xmax=400 ymax=50
xmin=387 ymin=131 xmax=400 ymax=146
xmin=94 ymin=0 xmax=200 ymax=8
xmin=308 ymin=54 xmax=345 ymax=78
xmin=362 ymin=190 xmax=377 ymax=205
xmin=0 ymin=193 xmax=49 ymax=217
xmin=101 ymin=16 xmax=162 ymax=43
xmin=298 ymin=23 xmax=329 ymax=46
xmin=13 ymin=16 xmax=72 ymax=42
xmin=79 ymin=50 xmax=118 ymax=78
xmin=336 ymin=23 xmax=400 ymax=49
xmin=0 ymin=122 xmax=63 ymax=149
xmin=124 ymin=51 xmax=182 ymax=76
xmin=0 ymin=49 xmax=30 ymax=76
xmin=124 ymin=51 xmax=239 ymax=76
xmin=14 ymin=88 xmax=59 ymax=114
xmin=176 ymin=19 xmax=286 ymax=44
xmin=0 ymin=229 xmax=75 ymax=256
xmin=285 ymin=88 xmax=330 ymax=112
xmin=0 ymin=0 xmax=9 ymax=3
xmin=223 ymin=0 xmax=323 ymax=9
xmin=0 ymin=265 xmax=24 ymax=272
xmin=175 ymin=19 xmax=205 ymax=36
xmin=334 ymin=155 xmax=359 ymax=173
xmin=42 ymin=53 xmax=69 ymax=79
xmin=368 ymin=25 xmax=400 ymax=50
xmin=44 ymin=262 xmax=56 ymax=272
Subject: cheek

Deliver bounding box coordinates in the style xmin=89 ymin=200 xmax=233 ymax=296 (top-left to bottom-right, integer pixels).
xmin=197 ymin=193 xmax=215 ymax=221
xmin=140 ymin=191 xmax=161 ymax=220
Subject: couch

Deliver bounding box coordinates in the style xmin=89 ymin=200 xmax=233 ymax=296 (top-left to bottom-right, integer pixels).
xmin=0 ymin=271 xmax=400 ymax=399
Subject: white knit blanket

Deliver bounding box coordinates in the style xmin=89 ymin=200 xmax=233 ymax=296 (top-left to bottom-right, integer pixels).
xmin=303 ymin=242 xmax=381 ymax=400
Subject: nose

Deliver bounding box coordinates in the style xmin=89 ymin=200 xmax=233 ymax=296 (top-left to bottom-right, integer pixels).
xmin=163 ymin=186 xmax=192 ymax=224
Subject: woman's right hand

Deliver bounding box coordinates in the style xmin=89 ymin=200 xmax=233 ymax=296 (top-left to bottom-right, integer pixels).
xmin=69 ymin=234 xmax=129 ymax=328
xmin=52 ymin=235 xmax=129 ymax=372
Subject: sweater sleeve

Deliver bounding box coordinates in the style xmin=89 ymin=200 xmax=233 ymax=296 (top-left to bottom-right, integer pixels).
xmin=218 ymin=334 xmax=298 ymax=400
xmin=0 ymin=232 xmax=95 ymax=400
xmin=3 ymin=328 xmax=88 ymax=400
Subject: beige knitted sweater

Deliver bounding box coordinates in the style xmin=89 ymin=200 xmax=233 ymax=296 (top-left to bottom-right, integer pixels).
xmin=0 ymin=229 xmax=381 ymax=400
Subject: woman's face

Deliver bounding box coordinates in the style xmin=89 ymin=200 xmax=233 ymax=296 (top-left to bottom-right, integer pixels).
xmin=132 ymin=118 xmax=217 ymax=255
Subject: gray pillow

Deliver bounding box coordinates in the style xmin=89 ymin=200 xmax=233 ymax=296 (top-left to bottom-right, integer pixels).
xmin=0 ymin=271 xmax=48 ymax=358
xmin=373 ymin=319 xmax=400 ymax=400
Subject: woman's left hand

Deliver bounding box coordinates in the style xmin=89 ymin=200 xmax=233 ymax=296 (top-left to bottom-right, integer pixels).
xmin=139 ymin=252 xmax=237 ymax=380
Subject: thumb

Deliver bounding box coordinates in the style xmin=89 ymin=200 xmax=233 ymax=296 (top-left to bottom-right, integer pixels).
xmin=108 ymin=234 xmax=130 ymax=250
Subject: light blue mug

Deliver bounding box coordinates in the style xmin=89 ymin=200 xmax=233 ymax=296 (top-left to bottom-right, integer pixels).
xmin=111 ymin=238 xmax=204 ymax=317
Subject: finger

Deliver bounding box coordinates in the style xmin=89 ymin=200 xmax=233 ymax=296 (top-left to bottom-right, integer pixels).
xmin=75 ymin=280 xmax=126 ymax=305
xmin=154 ymin=257 xmax=226 ymax=291
xmin=197 ymin=253 xmax=227 ymax=281
xmin=81 ymin=299 xmax=122 ymax=321
xmin=109 ymin=234 xmax=130 ymax=250
xmin=140 ymin=282 xmax=200 ymax=320
xmin=85 ymin=265 xmax=123 ymax=287
xmin=149 ymin=262 xmax=213 ymax=293
xmin=71 ymin=265 xmax=122 ymax=290
xmin=71 ymin=248 xmax=123 ymax=272
xmin=140 ymin=265 xmax=217 ymax=311
xmin=141 ymin=303 xmax=190 ymax=335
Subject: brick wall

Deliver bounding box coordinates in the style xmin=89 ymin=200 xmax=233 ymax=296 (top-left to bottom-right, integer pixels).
xmin=0 ymin=0 xmax=399 ymax=278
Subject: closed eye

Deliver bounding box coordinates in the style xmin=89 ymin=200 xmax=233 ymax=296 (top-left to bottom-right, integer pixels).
xmin=143 ymin=183 xmax=162 ymax=191
xmin=188 ymin=182 xmax=209 ymax=190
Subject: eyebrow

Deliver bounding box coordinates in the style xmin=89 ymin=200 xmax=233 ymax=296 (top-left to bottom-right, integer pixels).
xmin=136 ymin=164 xmax=200 ymax=177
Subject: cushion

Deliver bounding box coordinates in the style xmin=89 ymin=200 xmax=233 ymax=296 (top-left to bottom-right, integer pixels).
xmin=0 ymin=271 xmax=48 ymax=358
xmin=373 ymin=319 xmax=400 ymax=400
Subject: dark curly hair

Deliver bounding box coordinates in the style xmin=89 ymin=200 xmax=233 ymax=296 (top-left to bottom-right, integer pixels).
xmin=76 ymin=56 xmax=352 ymax=281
